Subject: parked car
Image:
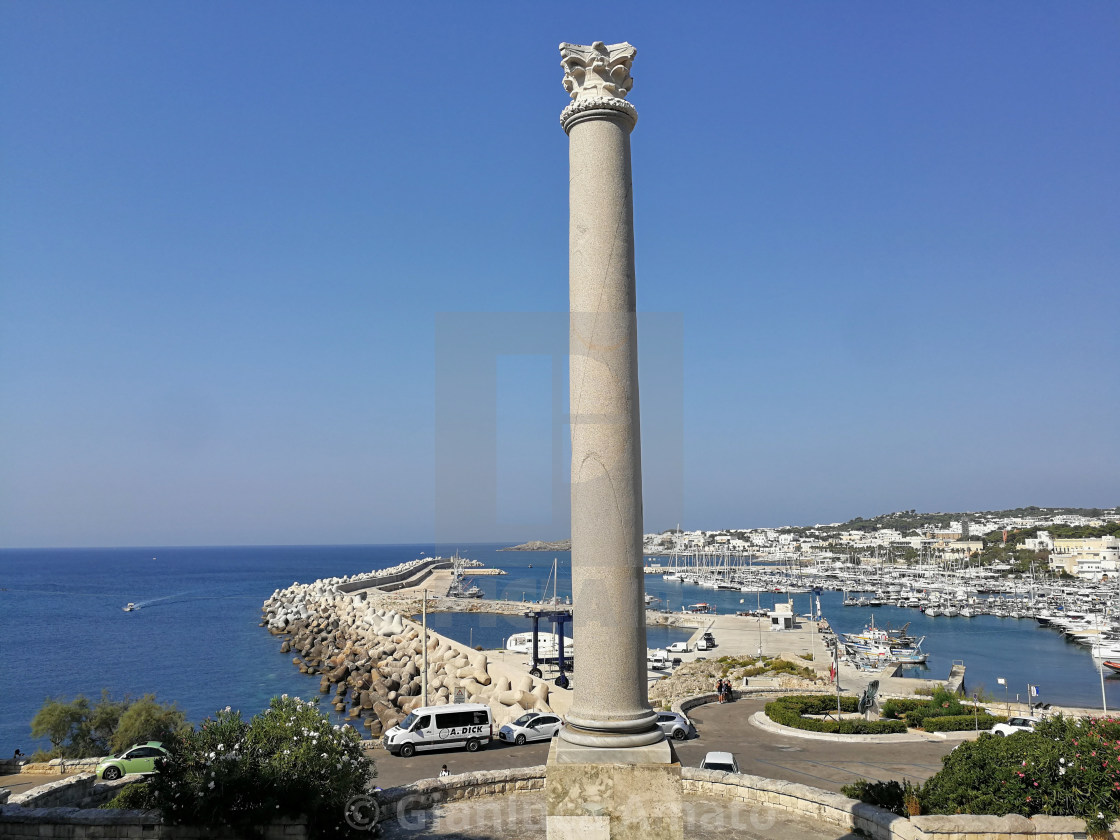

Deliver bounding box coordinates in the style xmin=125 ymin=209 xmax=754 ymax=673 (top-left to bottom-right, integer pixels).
xmin=96 ymin=742 xmax=168 ymax=781
xmin=666 ymin=641 xmax=689 ymax=653
xmin=655 ymin=711 xmax=692 ymax=741
xmin=695 ymin=638 xmax=715 ymax=651
xmin=991 ymin=716 xmax=1038 ymax=737
xmin=699 ymin=751 xmax=739 ymax=773
xmin=497 ymin=711 xmax=563 ymax=746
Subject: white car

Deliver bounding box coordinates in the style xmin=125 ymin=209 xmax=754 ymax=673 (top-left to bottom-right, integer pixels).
xmin=700 ymin=751 xmax=739 ymax=773
xmin=497 ymin=712 xmax=563 ymax=746
xmin=991 ymin=716 xmax=1038 ymax=737
xmin=655 ymin=711 xmax=692 ymax=741
xmin=667 ymin=641 xmax=689 ymax=653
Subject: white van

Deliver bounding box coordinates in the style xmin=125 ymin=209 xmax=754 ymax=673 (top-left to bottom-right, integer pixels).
xmin=647 ymin=651 xmax=669 ymax=670
xmin=383 ymin=703 xmax=493 ymax=757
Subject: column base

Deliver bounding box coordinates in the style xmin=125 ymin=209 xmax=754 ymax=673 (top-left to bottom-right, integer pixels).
xmin=545 ymin=737 xmax=683 ymax=840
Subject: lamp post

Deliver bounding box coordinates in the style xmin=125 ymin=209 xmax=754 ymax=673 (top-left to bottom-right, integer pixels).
xmin=421 ymin=588 xmax=428 ymax=706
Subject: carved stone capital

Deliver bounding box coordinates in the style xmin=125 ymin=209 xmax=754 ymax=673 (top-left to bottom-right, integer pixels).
xmin=559 ymin=41 xmax=637 ymax=132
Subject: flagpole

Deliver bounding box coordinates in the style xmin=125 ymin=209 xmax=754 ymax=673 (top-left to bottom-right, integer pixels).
xmin=1097 ymin=644 xmax=1108 ymax=714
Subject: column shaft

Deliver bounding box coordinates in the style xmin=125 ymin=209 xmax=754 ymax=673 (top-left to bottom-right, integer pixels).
xmin=563 ymin=110 xmax=660 ymax=748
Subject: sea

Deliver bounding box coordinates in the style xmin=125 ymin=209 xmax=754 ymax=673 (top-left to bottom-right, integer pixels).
xmin=2 ymin=544 xmax=1118 ymax=753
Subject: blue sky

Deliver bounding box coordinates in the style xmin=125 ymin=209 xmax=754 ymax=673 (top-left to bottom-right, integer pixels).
xmin=2 ymin=3 xmax=1117 ymax=548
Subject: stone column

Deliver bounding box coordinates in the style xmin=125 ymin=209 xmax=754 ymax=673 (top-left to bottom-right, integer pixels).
xmin=558 ymin=40 xmax=662 ymax=753
xmin=547 ymin=44 xmax=682 ymax=840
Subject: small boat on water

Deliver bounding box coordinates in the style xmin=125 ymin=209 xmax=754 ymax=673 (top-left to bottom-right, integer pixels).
xmin=122 ymin=603 xmax=136 ymax=612
xmin=1102 ymin=661 xmax=1120 ymax=675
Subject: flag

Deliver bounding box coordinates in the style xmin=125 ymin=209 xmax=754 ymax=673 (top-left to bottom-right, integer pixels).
xmin=997 ymin=678 xmax=1006 ymax=686
xmin=1031 ymin=685 xmax=1039 ymax=697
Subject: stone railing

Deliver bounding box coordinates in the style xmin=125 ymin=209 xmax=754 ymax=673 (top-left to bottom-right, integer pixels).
xmin=7 ymin=772 xmax=133 ymax=809
xmin=5 ymin=763 xmax=1110 ymax=840
xmin=0 ymin=805 xmax=307 ymax=840
xmin=3 ymin=757 xmax=102 ymax=776
xmin=375 ymin=765 xmax=546 ymax=821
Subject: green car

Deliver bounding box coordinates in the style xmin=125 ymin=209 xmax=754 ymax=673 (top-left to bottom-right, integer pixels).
xmin=96 ymin=741 xmax=168 ymax=780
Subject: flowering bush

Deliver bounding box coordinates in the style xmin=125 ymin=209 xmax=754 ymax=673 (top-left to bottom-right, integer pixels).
xmin=108 ymin=695 xmax=374 ymax=839
xmin=895 ymin=714 xmax=1120 ymax=836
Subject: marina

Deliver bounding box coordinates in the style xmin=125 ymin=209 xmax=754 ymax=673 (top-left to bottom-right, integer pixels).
xmin=6 ymin=542 xmax=1120 ymax=754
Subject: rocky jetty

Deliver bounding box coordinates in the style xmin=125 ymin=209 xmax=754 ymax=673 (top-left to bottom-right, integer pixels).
xmin=261 ymin=561 xmax=556 ymax=737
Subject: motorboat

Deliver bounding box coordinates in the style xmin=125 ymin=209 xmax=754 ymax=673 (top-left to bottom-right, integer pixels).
xmin=505 ymin=631 xmax=574 ymax=654
xmin=122 ymin=603 xmax=136 ymax=612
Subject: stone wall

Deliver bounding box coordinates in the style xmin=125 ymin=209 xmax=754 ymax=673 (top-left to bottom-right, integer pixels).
xmin=375 ymin=765 xmax=546 ymax=820
xmin=372 ymin=765 xmax=1113 ymax=839
xmin=8 ymin=772 xmax=132 ymax=809
xmin=5 ymin=757 xmax=102 ymax=776
xmin=0 ymin=807 xmax=307 ymax=840
xmin=4 ymin=764 xmax=1113 ymax=839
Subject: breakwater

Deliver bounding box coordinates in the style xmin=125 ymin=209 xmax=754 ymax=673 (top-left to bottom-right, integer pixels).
xmin=261 ymin=560 xmax=563 ymax=736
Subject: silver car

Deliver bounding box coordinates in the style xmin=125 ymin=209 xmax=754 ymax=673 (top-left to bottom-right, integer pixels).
xmin=655 ymin=711 xmax=692 ymax=741
xmin=497 ymin=712 xmax=563 ymax=746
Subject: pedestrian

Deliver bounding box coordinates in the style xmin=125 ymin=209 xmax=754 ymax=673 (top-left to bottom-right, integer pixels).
xmin=439 ymin=765 xmax=449 ymax=778
xmin=716 ymin=679 xmax=724 ymax=703
xmin=13 ymin=748 xmax=23 ymax=759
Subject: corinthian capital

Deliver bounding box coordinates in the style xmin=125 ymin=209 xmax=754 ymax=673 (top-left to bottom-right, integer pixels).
xmin=558 ymin=41 xmax=637 ymax=131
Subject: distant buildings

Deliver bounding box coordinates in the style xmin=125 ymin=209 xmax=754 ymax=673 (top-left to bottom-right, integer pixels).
xmin=644 ymin=508 xmax=1119 ymax=580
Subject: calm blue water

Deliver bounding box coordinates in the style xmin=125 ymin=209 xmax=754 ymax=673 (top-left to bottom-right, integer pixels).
xmin=1 ymin=545 xmax=1115 ymax=753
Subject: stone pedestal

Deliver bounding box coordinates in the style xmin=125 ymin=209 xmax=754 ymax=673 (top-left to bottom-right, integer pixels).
xmin=545 ymin=738 xmax=683 ymax=840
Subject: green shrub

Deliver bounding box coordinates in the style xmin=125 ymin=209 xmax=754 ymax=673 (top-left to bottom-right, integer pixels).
xmin=841 ymin=779 xmax=919 ymax=816
xmin=880 ymin=698 xmax=931 ymax=720
xmin=921 ymin=713 xmax=1005 ymax=733
xmin=764 ymin=695 xmax=907 ymax=735
xmin=135 ymin=696 xmax=375 ymax=839
xmin=102 ymin=781 xmax=151 ymax=810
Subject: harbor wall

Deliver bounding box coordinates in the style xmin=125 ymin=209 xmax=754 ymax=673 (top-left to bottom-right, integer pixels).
xmin=336 ymin=557 xmax=451 ymax=594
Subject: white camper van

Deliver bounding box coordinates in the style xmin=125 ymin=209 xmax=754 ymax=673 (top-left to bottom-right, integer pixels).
xmin=383 ymin=703 xmax=493 ymax=758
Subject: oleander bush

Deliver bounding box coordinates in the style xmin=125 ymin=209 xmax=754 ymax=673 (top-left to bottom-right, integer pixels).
xmin=105 ymin=695 xmax=375 ymax=839
xmin=846 ymin=714 xmax=1120 ymax=836
xmin=765 ymin=695 xmax=908 ymax=735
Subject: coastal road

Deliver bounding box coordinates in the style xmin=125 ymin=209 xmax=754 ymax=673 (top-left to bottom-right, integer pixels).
xmin=366 ymin=697 xmax=957 ymax=792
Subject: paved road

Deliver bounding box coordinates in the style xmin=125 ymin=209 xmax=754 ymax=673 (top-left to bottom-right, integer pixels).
xmin=367 ymin=697 xmax=955 ymax=793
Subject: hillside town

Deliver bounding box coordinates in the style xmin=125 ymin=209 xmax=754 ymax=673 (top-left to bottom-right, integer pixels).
xmin=644 ymin=507 xmax=1120 ymax=581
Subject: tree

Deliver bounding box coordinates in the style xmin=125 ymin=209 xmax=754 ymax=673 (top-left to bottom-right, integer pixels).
xmin=31 ymin=695 xmax=92 ymax=757
xmin=29 ymin=691 xmax=186 ymax=759
xmin=111 ymin=695 xmax=188 ymax=754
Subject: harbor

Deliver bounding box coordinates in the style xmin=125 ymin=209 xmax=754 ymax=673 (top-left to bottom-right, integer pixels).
xmin=321 ymin=547 xmax=1120 ymax=713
